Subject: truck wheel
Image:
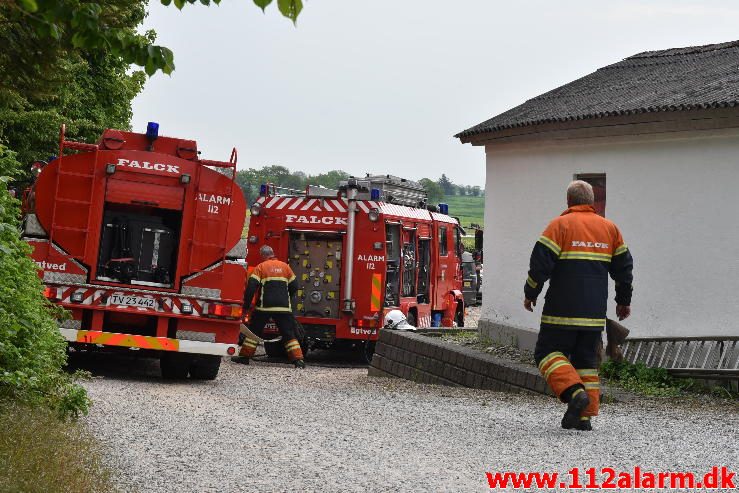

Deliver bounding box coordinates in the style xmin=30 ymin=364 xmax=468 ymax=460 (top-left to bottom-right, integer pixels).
xmin=455 ymin=307 xmax=465 ymax=327
xmin=264 ymin=340 xmax=286 ymax=357
xmin=160 ymin=352 xmax=191 ymax=380
xmin=406 ymin=310 xmax=417 ymax=327
xmin=189 ymin=355 xmax=221 ymax=380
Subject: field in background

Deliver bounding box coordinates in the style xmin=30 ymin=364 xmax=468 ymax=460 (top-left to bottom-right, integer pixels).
xmin=441 ymin=195 xmax=484 ymax=230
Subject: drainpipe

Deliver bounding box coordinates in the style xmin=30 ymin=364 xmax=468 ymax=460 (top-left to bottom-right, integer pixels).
xmin=342 ymin=180 xmax=358 ymax=313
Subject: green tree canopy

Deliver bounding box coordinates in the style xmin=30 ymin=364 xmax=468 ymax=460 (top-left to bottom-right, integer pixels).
xmin=5 ymin=0 xmax=303 ymax=77
xmin=419 ymin=178 xmax=443 ymax=203
xmin=438 ymin=173 xmax=454 ymax=196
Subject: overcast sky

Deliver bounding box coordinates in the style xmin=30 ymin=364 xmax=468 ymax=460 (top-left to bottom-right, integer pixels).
xmin=132 ymin=1 xmax=739 ymax=185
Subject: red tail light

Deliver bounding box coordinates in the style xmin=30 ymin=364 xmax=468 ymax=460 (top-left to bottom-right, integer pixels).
xmin=210 ymin=304 xmax=243 ymax=319
xmin=43 ymin=287 xmax=58 ymax=300
xmin=355 ymin=318 xmax=379 ymax=328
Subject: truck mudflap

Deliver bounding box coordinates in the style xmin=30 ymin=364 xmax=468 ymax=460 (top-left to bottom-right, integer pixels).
xmin=59 ymin=328 xmax=239 ymax=356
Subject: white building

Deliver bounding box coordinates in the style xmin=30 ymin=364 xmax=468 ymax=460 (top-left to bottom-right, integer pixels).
xmin=457 ymin=41 xmax=739 ymax=350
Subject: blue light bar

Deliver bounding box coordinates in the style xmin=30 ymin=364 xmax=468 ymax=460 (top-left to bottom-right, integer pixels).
xmin=370 ymin=188 xmax=381 ymax=201
xmin=438 ymin=203 xmax=449 ymax=215
xmin=146 ymin=121 xmax=159 ymax=140
xmin=259 ymin=184 xmax=268 ymax=196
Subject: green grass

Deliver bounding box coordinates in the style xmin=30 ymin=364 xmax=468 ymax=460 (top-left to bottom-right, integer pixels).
xmin=440 ymin=195 xmax=484 ymax=230
xmin=600 ymin=360 xmax=693 ymax=397
xmin=0 ymin=402 xmax=118 ymax=493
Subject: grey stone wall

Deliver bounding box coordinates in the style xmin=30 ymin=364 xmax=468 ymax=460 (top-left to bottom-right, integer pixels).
xmin=477 ymin=318 xmax=539 ymax=352
xmin=368 ymin=330 xmax=552 ymax=395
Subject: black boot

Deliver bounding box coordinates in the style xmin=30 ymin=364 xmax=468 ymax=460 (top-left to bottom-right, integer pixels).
xmin=577 ymin=417 xmax=593 ymax=431
xmin=561 ymin=391 xmax=590 ymax=429
xmin=293 ymin=359 xmax=306 ymax=369
xmin=230 ymin=356 xmax=250 ymax=365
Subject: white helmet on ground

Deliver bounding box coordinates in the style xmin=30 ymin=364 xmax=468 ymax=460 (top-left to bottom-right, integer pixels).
xmin=384 ymin=310 xmax=415 ymax=330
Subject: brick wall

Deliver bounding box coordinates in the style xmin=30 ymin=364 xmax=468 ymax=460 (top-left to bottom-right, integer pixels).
xmin=369 ymin=330 xmax=552 ymax=395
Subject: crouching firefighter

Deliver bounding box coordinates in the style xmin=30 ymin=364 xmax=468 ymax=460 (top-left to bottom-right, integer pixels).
xmin=524 ymin=180 xmax=633 ymax=431
xmin=233 ymin=245 xmax=306 ymax=369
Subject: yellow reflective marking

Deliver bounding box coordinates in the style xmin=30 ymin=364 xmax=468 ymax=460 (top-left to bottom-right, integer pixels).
xmin=614 ymin=244 xmax=629 ymax=256
xmin=538 ymin=236 xmax=561 ymax=255
xmin=541 ymin=315 xmax=606 ymax=327
xmin=559 ymin=251 xmax=612 ymax=261
xmin=526 ymin=276 xmax=538 ymax=289
xmin=576 ymin=369 xmax=599 ymax=376
xmin=544 ymin=360 xmax=571 ymax=379
xmin=370 ymin=273 xmax=382 ymax=311
xmin=261 ymin=276 xmax=290 ymax=283
xmin=538 ymin=351 xmax=566 ymax=370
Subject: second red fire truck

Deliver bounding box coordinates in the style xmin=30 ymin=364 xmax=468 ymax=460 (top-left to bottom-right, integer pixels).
xmin=246 ymin=175 xmax=466 ymax=355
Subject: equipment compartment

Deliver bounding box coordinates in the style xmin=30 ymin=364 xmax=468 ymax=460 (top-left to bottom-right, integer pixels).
xmin=97 ymin=207 xmax=180 ymax=287
xmin=288 ymin=232 xmax=342 ymax=318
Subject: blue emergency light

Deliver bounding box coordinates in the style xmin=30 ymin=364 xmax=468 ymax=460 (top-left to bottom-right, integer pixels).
xmin=146 ymin=121 xmax=159 ymax=141
xmin=438 ymin=203 xmax=449 ymax=215
xmin=259 ymin=184 xmax=268 ymax=196
xmin=370 ymin=188 xmax=381 ymax=201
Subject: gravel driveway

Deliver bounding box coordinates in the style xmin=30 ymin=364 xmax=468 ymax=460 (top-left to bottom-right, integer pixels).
xmin=79 ymin=350 xmax=738 ymax=493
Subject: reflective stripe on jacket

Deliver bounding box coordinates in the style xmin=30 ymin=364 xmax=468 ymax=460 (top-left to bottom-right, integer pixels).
xmin=524 ymin=205 xmax=634 ymax=330
xmin=244 ymin=258 xmax=298 ymax=312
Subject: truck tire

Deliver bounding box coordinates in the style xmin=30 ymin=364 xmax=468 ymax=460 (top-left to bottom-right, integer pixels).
xmin=264 ymin=340 xmax=286 ymax=357
xmin=406 ymin=310 xmax=417 ymax=328
xmin=160 ymin=352 xmax=191 ymax=380
xmin=455 ymin=307 xmax=465 ymax=327
xmin=189 ymin=355 xmax=221 ymax=380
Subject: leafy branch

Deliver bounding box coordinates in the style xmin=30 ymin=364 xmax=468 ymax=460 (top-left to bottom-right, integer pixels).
xmin=6 ymin=0 xmax=303 ymax=76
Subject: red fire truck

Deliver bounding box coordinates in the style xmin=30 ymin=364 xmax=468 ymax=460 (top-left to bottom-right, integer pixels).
xmin=246 ymin=175 xmax=465 ymax=355
xmin=21 ymin=124 xmax=247 ymax=379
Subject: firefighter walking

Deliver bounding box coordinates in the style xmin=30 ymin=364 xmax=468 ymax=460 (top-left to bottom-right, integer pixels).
xmin=234 ymin=245 xmax=306 ymax=368
xmin=524 ymin=181 xmax=633 ymax=431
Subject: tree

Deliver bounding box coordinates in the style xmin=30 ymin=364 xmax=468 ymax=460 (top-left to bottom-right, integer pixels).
xmin=4 ymin=0 xmax=303 ymax=76
xmin=419 ymin=178 xmax=443 ymax=203
xmin=0 ymin=0 xmax=148 ymax=174
xmin=309 ymin=170 xmax=349 ymax=189
xmin=471 ymin=185 xmax=481 ymax=197
xmin=438 ymin=173 xmax=454 ymax=196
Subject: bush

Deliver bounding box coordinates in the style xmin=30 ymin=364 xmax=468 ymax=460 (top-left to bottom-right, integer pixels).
xmin=0 ymin=402 xmax=116 ymax=493
xmin=0 ymin=145 xmax=89 ymax=417
xmin=601 ymin=359 xmax=696 ymax=397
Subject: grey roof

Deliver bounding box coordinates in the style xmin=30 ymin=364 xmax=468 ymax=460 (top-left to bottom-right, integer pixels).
xmin=456 ymin=40 xmax=739 ymax=139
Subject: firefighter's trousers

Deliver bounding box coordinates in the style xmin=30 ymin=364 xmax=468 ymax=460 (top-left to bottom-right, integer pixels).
xmin=239 ymin=311 xmax=304 ymax=362
xmin=534 ymin=327 xmax=601 ymax=417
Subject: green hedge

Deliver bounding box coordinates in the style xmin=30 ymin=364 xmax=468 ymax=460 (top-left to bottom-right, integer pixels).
xmin=0 ymin=145 xmax=88 ymax=417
